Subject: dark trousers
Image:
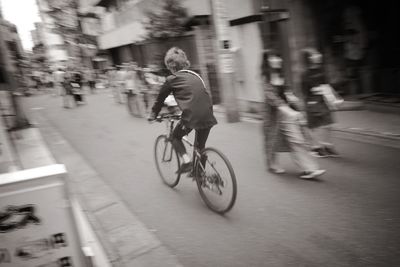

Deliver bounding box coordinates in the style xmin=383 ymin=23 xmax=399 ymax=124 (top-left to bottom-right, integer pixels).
xmin=172 ymin=121 xmax=211 ymax=157
xmin=88 ymin=81 xmax=96 ymax=93
xmin=73 ymin=94 xmax=82 ymax=102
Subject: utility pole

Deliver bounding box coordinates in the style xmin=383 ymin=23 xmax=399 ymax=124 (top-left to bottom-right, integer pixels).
xmin=209 ymin=0 xmax=240 ymax=123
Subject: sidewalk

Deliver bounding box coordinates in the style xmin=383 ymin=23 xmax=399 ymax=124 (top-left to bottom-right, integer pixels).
xmin=13 ymin=112 xmax=183 ymax=267
xmin=214 ymin=102 xmax=400 ymax=149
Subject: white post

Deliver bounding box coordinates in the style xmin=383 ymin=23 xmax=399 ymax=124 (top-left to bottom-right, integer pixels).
xmin=210 ymin=0 xmax=240 ymax=122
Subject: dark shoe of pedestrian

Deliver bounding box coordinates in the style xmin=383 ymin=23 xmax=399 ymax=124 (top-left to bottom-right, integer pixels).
xmin=310 ymin=147 xmax=328 ymax=158
xmin=176 ymin=162 xmax=192 ymax=174
xmin=324 ymin=146 xmax=340 ymax=157
xmin=300 ymin=169 xmax=326 ymax=179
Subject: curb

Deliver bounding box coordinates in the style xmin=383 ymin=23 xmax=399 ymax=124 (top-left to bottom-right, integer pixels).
xmin=30 ymin=111 xmax=183 ymax=267
xmin=332 ymin=127 xmax=400 ymax=150
xmin=364 ymin=101 xmax=400 ymax=114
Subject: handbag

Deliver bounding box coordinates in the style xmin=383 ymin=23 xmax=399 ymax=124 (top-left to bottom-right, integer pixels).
xmin=319 ymin=84 xmax=344 ymax=111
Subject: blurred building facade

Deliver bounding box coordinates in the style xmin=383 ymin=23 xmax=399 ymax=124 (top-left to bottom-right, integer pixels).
xmin=0 ymin=6 xmax=30 ymax=131
xmin=91 ymin=0 xmax=400 ymax=112
xmin=0 ymin=9 xmax=25 ymax=90
xmin=34 ymin=0 xmax=102 ymax=70
xmin=36 ymin=0 xmax=69 ymax=69
xmin=30 ymin=22 xmax=47 ymax=69
xmin=77 ymin=0 xmax=103 ymax=68
xmin=93 ymin=0 xmax=220 ymax=103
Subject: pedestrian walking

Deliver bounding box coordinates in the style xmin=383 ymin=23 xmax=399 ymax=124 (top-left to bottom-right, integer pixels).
xmin=70 ymin=70 xmax=85 ymax=105
xmin=45 ymin=70 xmax=54 ymax=95
xmin=53 ymin=68 xmax=65 ymax=96
xmin=144 ymin=67 xmax=165 ymax=113
xmin=32 ymin=70 xmax=43 ymax=92
xmin=261 ymin=49 xmax=325 ymax=179
xmin=301 ymin=48 xmax=342 ymax=157
xmin=85 ymin=67 xmax=96 ymax=94
xmin=126 ymin=62 xmax=145 ymax=117
xmin=115 ymin=65 xmax=127 ymax=104
xmin=62 ymin=70 xmax=74 ymax=108
xmin=136 ymin=67 xmax=150 ymax=112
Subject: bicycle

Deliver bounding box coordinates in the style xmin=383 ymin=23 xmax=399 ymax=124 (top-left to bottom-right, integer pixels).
xmin=153 ymin=113 xmax=237 ymax=214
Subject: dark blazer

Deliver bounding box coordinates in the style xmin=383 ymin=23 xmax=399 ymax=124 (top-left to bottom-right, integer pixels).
xmin=151 ymin=71 xmax=217 ymax=129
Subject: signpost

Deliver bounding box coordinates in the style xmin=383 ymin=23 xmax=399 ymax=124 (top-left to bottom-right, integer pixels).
xmin=210 ymin=0 xmax=240 ymax=122
xmin=0 ymin=164 xmax=86 ymax=267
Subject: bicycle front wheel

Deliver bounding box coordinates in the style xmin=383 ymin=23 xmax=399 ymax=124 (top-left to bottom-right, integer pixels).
xmin=154 ymin=135 xmax=181 ymax=187
xmin=195 ymin=147 xmax=237 ymax=214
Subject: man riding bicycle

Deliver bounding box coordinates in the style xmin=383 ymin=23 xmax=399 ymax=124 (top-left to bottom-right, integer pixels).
xmin=148 ymin=47 xmax=217 ymax=174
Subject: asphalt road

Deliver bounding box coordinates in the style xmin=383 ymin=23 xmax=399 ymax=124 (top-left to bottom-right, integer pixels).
xmin=24 ymin=92 xmax=400 ymax=267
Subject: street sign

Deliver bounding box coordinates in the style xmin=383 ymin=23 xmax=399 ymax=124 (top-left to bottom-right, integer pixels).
xmin=219 ymin=53 xmax=234 ymax=73
xmin=222 ymin=40 xmax=230 ymax=49
xmin=0 ymin=164 xmax=86 ymax=267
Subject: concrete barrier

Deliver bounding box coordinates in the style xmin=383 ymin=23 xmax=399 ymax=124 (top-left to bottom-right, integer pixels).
xmin=4 ymin=126 xmax=113 ymax=266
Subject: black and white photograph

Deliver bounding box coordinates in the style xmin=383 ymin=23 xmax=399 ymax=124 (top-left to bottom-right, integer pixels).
xmin=0 ymin=0 xmax=399 ymax=266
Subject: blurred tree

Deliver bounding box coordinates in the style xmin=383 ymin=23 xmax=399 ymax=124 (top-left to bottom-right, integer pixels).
xmin=144 ymin=0 xmax=189 ymax=40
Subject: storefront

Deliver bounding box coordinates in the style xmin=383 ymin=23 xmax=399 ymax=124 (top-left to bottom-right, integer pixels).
xmin=304 ymin=0 xmax=400 ymax=95
xmin=256 ymin=0 xmax=400 ymax=96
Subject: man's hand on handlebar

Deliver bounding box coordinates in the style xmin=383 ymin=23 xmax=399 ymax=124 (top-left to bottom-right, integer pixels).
xmin=147 ymin=112 xmax=157 ymax=122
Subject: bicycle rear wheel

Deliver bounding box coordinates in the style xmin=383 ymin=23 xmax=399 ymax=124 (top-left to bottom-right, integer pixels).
xmin=154 ymin=135 xmax=181 ymax=187
xmin=195 ymin=147 xmax=237 ymax=214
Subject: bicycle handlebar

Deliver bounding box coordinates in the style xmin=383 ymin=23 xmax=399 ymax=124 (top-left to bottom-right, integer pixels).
xmin=155 ymin=113 xmax=181 ymax=122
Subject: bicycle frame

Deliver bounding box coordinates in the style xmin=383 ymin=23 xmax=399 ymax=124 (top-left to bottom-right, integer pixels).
xmin=183 ymin=133 xmax=224 ymax=194
xmin=161 ymin=118 xmax=177 ymax=163
xmin=160 ymin=114 xmax=222 ymax=186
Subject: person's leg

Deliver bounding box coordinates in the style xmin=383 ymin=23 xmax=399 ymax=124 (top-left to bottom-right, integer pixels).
xmin=171 ymin=122 xmax=192 ymax=166
xmin=194 ymin=127 xmax=211 ymax=151
xmin=143 ymin=92 xmax=149 ymax=109
xmin=318 ymin=125 xmax=332 ymax=147
xmin=280 ymin=121 xmax=319 ymax=172
xmin=264 ymin=132 xmax=284 ymax=173
xmin=134 ymin=93 xmax=142 ymax=117
xmin=90 ymin=81 xmax=96 ymax=94
xmin=195 ymin=127 xmax=211 ymax=168
xmin=320 ymin=125 xmax=340 ymax=157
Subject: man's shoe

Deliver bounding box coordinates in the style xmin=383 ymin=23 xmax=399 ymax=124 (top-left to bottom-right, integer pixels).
xmin=300 ymin=169 xmax=326 ymax=179
xmin=311 ymin=147 xmax=328 ymax=158
xmin=176 ymin=162 xmax=192 ymax=174
xmin=324 ymin=146 xmax=340 ymax=157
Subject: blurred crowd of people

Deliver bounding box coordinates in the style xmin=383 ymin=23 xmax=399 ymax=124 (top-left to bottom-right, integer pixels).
xmin=26 ymin=62 xmax=166 ymax=115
